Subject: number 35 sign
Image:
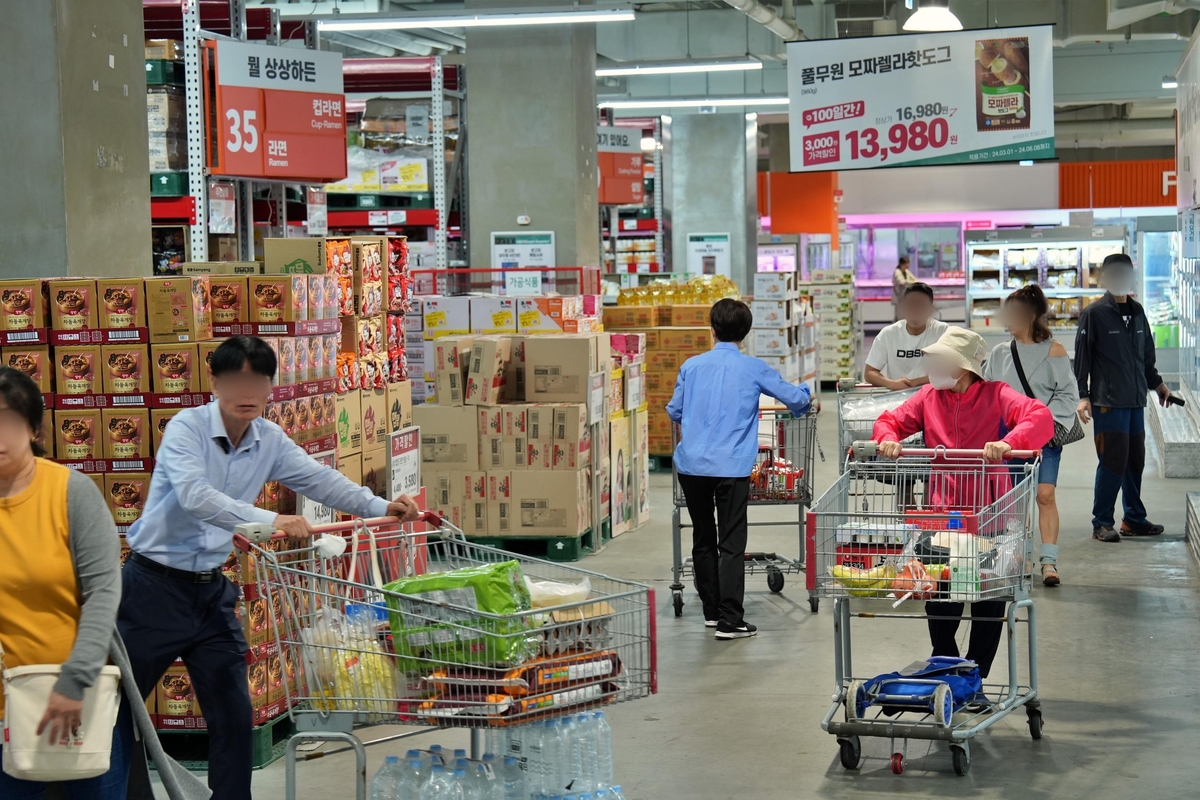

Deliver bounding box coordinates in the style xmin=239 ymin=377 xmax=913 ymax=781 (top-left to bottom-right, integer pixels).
xmin=204 ymin=40 xmax=348 ymax=182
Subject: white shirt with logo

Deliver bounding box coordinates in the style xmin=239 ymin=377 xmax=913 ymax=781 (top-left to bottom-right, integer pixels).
xmin=864 ymin=318 xmax=950 ymax=381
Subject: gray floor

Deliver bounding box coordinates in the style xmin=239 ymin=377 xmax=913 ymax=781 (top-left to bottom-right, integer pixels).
xmin=167 ymin=393 xmax=1200 ymax=798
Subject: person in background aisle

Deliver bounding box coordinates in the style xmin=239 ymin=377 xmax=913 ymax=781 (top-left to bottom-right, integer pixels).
xmin=666 ymin=299 xmax=812 ymax=640
xmin=865 ymin=282 xmax=949 ymax=390
xmin=872 ymin=327 xmax=1053 ymax=681
xmin=892 ymin=256 xmax=917 ymax=320
xmin=984 ymin=285 xmax=1080 ymax=587
xmin=120 ymin=336 xmax=421 ymax=800
xmin=1074 ymin=253 xmax=1172 ymax=544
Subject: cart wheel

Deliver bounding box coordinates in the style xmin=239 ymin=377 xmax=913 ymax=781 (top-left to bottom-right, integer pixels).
xmin=809 ymin=596 xmax=820 ymax=613
xmin=950 ymin=745 xmax=970 ymax=776
xmin=672 ymin=593 xmax=684 ymax=617
xmin=838 ymin=737 xmax=862 ymax=770
xmin=1027 ymin=708 xmax=1043 ymax=740
xmin=767 ymin=569 xmax=785 ymax=593
xmin=932 ymin=684 xmax=953 ymax=728
xmin=890 ymin=753 xmax=904 ymax=775
xmin=845 ymin=681 xmax=866 ymax=722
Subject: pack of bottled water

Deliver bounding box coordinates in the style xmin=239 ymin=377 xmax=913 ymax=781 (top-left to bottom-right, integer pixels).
xmin=370 ymin=711 xmax=622 ymax=800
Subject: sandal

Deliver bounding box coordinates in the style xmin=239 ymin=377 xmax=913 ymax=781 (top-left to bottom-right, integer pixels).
xmin=1041 ymin=563 xmax=1060 ymax=587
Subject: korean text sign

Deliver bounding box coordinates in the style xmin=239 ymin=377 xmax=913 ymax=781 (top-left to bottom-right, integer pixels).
xmin=786 ymin=26 xmax=1054 ymax=171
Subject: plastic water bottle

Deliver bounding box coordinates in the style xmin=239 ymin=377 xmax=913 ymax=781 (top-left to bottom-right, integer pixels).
xmin=428 ymin=745 xmax=447 ymax=767
xmin=371 ymin=755 xmax=405 ymax=800
xmin=593 ymin=791 xmax=609 ymax=800
xmin=419 ymin=765 xmax=462 ymax=800
xmin=574 ymin=714 xmax=598 ymax=792
xmin=478 ymin=754 xmax=503 ymax=800
xmin=486 ymin=729 xmax=507 ymax=761
xmin=506 ymin=724 xmax=528 ymax=778
xmin=500 ymin=755 xmax=524 ymax=800
xmin=399 ymin=759 xmax=427 ymax=800
xmin=541 ymin=720 xmax=564 ymax=796
xmin=453 ymin=768 xmax=475 ymax=800
xmin=454 ymin=749 xmax=469 ymax=763
xmin=592 ymin=713 xmax=613 ymax=789
xmin=609 ymin=787 xmax=625 ymax=800
xmin=456 ymin=759 xmax=487 ymax=799
xmin=408 ymin=750 xmax=425 ymax=764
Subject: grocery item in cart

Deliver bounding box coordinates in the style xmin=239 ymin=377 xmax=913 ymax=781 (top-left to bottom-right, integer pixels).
xmin=299 ymin=606 xmax=397 ymax=716
xmin=425 ymin=650 xmax=621 ymax=697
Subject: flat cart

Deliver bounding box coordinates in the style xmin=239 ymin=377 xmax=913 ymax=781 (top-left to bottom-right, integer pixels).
xmin=835 ymin=381 xmax=923 ymax=470
xmin=669 ymin=406 xmax=819 ymax=617
xmin=233 ymin=514 xmax=657 ymax=800
xmin=805 ymin=444 xmax=1042 ymax=777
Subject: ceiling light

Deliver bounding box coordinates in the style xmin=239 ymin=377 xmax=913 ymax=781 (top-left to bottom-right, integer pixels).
xmin=598 ymin=96 xmax=789 ymax=109
xmin=319 ymin=7 xmax=635 ymax=32
xmin=596 ymin=59 xmax=763 ymax=78
xmin=1163 ymin=76 xmax=1179 ymax=89
xmin=1019 ymin=160 xmax=1034 ymax=166
xmin=903 ymin=0 xmax=962 ymax=32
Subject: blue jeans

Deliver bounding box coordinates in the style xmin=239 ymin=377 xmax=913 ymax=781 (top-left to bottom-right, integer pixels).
xmin=1091 ymin=406 xmax=1147 ymax=529
xmin=1012 ymin=445 xmax=1062 ymax=486
xmin=0 ymin=702 xmax=130 ymax=800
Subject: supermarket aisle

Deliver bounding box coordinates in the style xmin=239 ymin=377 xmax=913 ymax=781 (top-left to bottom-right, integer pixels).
xmin=170 ymin=392 xmax=1200 ymax=799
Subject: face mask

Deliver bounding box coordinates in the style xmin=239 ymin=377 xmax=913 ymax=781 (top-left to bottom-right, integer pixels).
xmin=928 ymin=368 xmax=959 ymax=390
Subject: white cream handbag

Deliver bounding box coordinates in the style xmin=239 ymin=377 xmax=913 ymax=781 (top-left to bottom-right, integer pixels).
xmin=2 ymin=650 xmax=122 ymax=781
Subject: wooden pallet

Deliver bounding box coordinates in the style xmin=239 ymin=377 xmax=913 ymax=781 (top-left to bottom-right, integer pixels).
xmin=466 ymin=526 xmax=601 ymax=562
xmin=647 ymin=454 xmax=673 ymax=472
xmin=155 ymin=713 xmax=294 ymax=771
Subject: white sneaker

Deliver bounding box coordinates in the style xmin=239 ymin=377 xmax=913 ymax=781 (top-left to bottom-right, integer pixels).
xmin=704 ymin=619 xmax=718 ymax=628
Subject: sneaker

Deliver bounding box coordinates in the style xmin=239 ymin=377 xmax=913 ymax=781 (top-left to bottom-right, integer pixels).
xmin=714 ymin=621 xmax=757 ymax=640
xmin=704 ymin=619 xmax=718 ymax=628
xmin=1121 ymin=519 xmax=1164 ymax=537
xmin=1092 ymin=526 xmax=1121 ymax=543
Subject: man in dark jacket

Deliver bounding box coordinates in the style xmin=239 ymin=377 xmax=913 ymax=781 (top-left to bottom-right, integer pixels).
xmin=1074 ymin=253 xmax=1172 ymax=543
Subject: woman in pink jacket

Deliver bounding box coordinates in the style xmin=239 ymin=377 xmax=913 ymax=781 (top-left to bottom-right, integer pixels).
xmin=872 ymin=327 xmax=1053 ymax=683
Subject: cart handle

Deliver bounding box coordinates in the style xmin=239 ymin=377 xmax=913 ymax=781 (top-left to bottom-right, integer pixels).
xmin=850 ymin=441 xmax=1041 ymax=461
xmin=231 ymin=511 xmax=446 ymax=552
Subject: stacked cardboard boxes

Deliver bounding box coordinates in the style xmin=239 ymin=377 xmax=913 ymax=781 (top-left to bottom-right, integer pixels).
xmin=801 ymin=268 xmax=857 ymax=382
xmin=748 ymin=273 xmax=803 ymax=384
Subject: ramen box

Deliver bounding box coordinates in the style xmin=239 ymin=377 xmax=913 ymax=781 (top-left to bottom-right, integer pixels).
xmin=96 ymin=279 xmax=146 ymax=329
xmin=47 ymin=279 xmax=98 ymax=331
xmin=55 ymin=345 xmax=102 ymax=395
xmin=150 ymin=408 xmax=181 ymax=453
xmin=248 ymin=276 xmax=305 ymax=324
xmin=145 ymin=276 xmax=212 ymax=343
xmin=0 ymin=279 xmax=49 ymax=331
xmin=157 ymin=662 xmax=204 ymax=730
xmin=55 ymin=409 xmax=102 ymax=461
xmin=102 ymin=409 xmax=151 ymax=460
xmin=101 ymin=344 xmax=150 ymax=394
xmin=104 ymin=471 xmax=151 ymax=526
xmin=150 ymin=344 xmax=200 ymax=394
xmin=2 ymin=345 xmax=52 ymax=392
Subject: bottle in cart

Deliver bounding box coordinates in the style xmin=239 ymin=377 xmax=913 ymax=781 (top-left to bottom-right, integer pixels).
xmin=419 ymin=764 xmax=462 ymax=800
xmin=371 ymin=756 xmax=405 ymax=800
xmin=403 ymin=759 xmax=428 ymax=800
xmin=610 ymin=787 xmax=626 ymax=800
xmin=453 ymin=768 xmax=475 ymax=800
xmin=592 ymin=713 xmax=614 ymax=789
xmin=500 ymin=755 xmax=524 ymax=800
xmin=428 ymin=745 xmax=447 ymax=767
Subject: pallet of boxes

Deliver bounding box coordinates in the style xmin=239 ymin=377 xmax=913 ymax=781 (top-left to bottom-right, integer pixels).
xmin=801 ymin=267 xmax=856 ymax=384
xmin=747 ymin=273 xmax=818 ymax=397
xmin=411 ymin=291 xmax=637 ymax=559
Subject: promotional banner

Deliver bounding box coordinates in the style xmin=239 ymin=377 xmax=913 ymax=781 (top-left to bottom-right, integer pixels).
xmin=787 ymin=26 xmax=1054 ymax=171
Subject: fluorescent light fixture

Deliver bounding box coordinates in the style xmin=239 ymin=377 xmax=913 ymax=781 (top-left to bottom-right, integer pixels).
xmin=1163 ymin=76 xmax=1179 ymax=89
xmin=903 ymin=0 xmax=963 ymax=32
xmin=596 ymin=59 xmax=762 ymax=78
xmin=598 ymin=96 xmax=788 ymax=109
xmin=1019 ymin=160 xmax=1034 ymax=166
xmin=319 ymin=7 xmax=635 ymax=32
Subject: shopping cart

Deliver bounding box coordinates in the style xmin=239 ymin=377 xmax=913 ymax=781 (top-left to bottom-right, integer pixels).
xmin=804 ymin=444 xmax=1042 ymax=777
xmin=668 ymin=406 xmax=819 ymax=617
xmin=835 ymin=381 xmax=923 ymax=470
xmin=232 ymin=514 xmax=656 ymax=800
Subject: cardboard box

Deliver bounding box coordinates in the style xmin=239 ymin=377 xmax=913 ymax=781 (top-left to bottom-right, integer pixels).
xmin=47 ymin=279 xmax=98 ymax=331
xmin=248 ymin=276 xmax=308 ymax=323
xmin=99 ymin=345 xmax=150 ymax=394
xmin=145 ymin=276 xmax=212 ymax=343
xmin=263 ymin=238 xmax=328 ymax=274
xmin=750 ymin=328 xmax=794 ymax=358
xmin=470 ymin=296 xmax=518 ymax=334
xmin=664 ymin=305 xmax=711 ymax=327
xmin=0 ymin=279 xmax=49 ymax=331
xmin=336 ymin=451 xmax=362 ymax=487
xmin=753 ymin=273 xmax=798 ymax=300
xmin=477 ymin=405 xmax=504 ymax=439
xmin=145 ymin=39 xmax=184 ymax=60
xmin=658 ymin=328 xmax=714 ymax=351
xmin=55 ymin=345 xmax=102 ymax=395
xmin=96 ymin=279 xmax=147 ymax=329
xmin=361 ymin=446 xmax=388 ymax=498
xmin=517 ymin=298 xmax=578 ymax=334
xmin=643 ymin=370 xmax=678 ymax=395
xmin=335 ymin=390 xmax=363 ymax=456
xmin=361 ymin=388 xmax=388 ymax=450
xmin=526 ymin=404 xmax=556 ymax=442
xmin=422 ymin=296 xmax=472 ymax=339
xmin=503 ymin=404 xmax=529 ymax=438
xmin=208 ymin=276 xmax=249 ymax=325
xmin=465 ymin=336 xmax=511 ymax=407
xmin=648 ymin=410 xmax=673 ymax=437
xmin=602 ymin=306 xmax=659 ymax=329
xmin=750 ymin=300 xmax=793 ymax=328
xmin=504 ymin=336 xmax=526 ymax=402
xmin=428 ymin=471 xmax=466 ymax=527
xmin=150 ymin=344 xmax=199 ymax=394
xmin=510 ymin=469 xmax=589 ymax=537
xmin=105 ymin=471 xmax=151 ymax=525
xmin=387 ymin=380 xmax=413 ymax=431
xmin=432 ymin=335 xmax=474 ymax=406
xmin=102 ymin=409 xmax=151 ymax=460
xmin=3 ymin=345 xmax=53 ymax=392
xmin=197 ymin=341 xmax=221 ymax=392
xmin=487 ymin=471 xmax=513 ymax=535
xmin=524 ymin=335 xmax=595 ymax=403
xmin=157 ymin=663 xmax=203 ymax=729
xmin=502 ymin=435 xmax=530 ymax=470
xmin=463 ymin=471 xmax=489 ymax=536
xmin=180 ymin=261 xmax=263 ymax=276
xmin=480 ymin=434 xmax=506 ymax=470
xmin=645 ymin=351 xmax=680 ymax=372
xmin=526 ymin=438 xmax=553 ymax=471
xmin=413 ymin=404 xmax=479 ymax=471
xmin=552 ymin=403 xmax=590 ymax=470
xmin=151 ymin=408 xmax=181 ymax=453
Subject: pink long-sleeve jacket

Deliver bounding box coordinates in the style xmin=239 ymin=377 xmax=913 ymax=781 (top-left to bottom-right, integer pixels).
xmin=871 ymin=379 xmax=1055 ymax=510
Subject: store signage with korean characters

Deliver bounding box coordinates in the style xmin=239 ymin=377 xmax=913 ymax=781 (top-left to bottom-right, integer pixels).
xmin=491 ymin=232 xmax=556 ymax=269
xmin=597 ymin=126 xmax=644 ymax=206
xmin=205 ymin=40 xmax=347 ymax=182
xmin=787 ymin=25 xmax=1054 ymax=171
xmin=686 ymin=233 xmax=732 ymax=277
xmin=390 ymin=426 xmax=421 ymax=501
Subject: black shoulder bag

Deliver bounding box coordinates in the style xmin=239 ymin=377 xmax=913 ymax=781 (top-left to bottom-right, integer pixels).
xmin=1009 ymin=340 xmax=1085 ymax=448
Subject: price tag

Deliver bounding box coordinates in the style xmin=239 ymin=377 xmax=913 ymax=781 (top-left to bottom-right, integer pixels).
xmin=588 ymin=372 xmax=606 ymax=425
xmin=389 ymin=426 xmax=421 ymax=500
xmin=387 ymin=210 xmax=408 ymax=225
xmin=297 ymin=451 xmax=336 ymax=525
xmin=504 ymin=272 xmax=542 ymax=296
xmin=424 ymin=310 xmax=447 ymax=328
xmin=621 ymin=219 xmax=637 ymax=231
xmin=492 ymin=311 xmax=514 ymax=328
xmin=406 ymin=105 xmax=430 ymax=140
xmin=518 ymin=309 xmax=541 ymax=327
xmin=368 ymin=211 xmax=387 ymax=226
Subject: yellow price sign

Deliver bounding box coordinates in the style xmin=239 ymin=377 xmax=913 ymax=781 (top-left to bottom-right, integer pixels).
xmin=518 ymin=310 xmax=542 ymax=327
xmin=492 ymin=311 xmax=514 ymax=328
xmin=425 ymin=310 xmax=447 ymax=328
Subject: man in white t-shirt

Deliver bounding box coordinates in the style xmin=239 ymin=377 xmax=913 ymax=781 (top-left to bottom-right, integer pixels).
xmin=865 ymin=282 xmax=948 ymax=390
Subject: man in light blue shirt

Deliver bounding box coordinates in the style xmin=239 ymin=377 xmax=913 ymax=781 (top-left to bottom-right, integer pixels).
xmin=667 ymin=299 xmax=811 ymax=640
xmin=120 ymin=336 xmax=419 ymax=800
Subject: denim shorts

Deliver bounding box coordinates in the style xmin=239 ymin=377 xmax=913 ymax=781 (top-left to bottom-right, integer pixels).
xmin=1014 ymin=445 xmax=1061 ymax=486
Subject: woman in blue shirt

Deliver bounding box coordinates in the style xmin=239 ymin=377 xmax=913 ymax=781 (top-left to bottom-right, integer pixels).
xmin=666 ymin=299 xmax=812 ymax=639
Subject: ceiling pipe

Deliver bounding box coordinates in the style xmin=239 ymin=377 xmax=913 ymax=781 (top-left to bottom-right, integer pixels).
xmin=721 ymin=0 xmax=804 ymax=41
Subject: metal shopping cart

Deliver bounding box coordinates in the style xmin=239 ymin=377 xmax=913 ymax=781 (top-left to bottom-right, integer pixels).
xmin=804 ymin=444 xmax=1042 ymax=777
xmin=233 ymin=514 xmax=656 ymax=800
xmin=835 ymin=381 xmax=923 ymax=470
xmin=668 ymin=406 xmax=819 ymax=617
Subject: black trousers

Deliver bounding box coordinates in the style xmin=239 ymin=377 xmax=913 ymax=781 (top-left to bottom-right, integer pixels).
xmin=926 ymin=600 xmax=1006 ymax=679
xmin=678 ymin=473 xmax=750 ymax=626
xmin=119 ymin=559 xmax=254 ymax=800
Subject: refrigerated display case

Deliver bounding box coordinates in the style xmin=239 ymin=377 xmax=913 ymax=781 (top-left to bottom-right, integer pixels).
xmin=1137 ymin=217 xmax=1180 ymax=350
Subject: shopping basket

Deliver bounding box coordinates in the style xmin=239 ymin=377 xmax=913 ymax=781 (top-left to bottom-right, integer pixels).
xmin=668 ymin=406 xmax=819 ymax=616
xmin=804 ymin=444 xmax=1043 ymax=777
xmin=232 ymin=513 xmax=657 ymax=799
xmin=835 ymin=381 xmax=923 ymax=471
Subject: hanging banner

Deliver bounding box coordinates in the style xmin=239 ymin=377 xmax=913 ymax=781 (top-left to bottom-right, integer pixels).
xmin=787 ymin=25 xmax=1054 ymax=171
xmin=306 ymin=187 xmax=328 ymax=236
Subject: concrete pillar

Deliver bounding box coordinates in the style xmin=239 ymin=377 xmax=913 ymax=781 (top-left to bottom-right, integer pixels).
xmin=667 ymin=114 xmax=757 ymax=292
xmin=0 ymin=0 xmax=151 ymax=278
xmin=767 ymin=123 xmax=791 ymax=173
xmin=465 ymin=22 xmax=599 ymax=267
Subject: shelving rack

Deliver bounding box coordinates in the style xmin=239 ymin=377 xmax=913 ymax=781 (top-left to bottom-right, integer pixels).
xmin=602 ymin=117 xmax=671 ymax=289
